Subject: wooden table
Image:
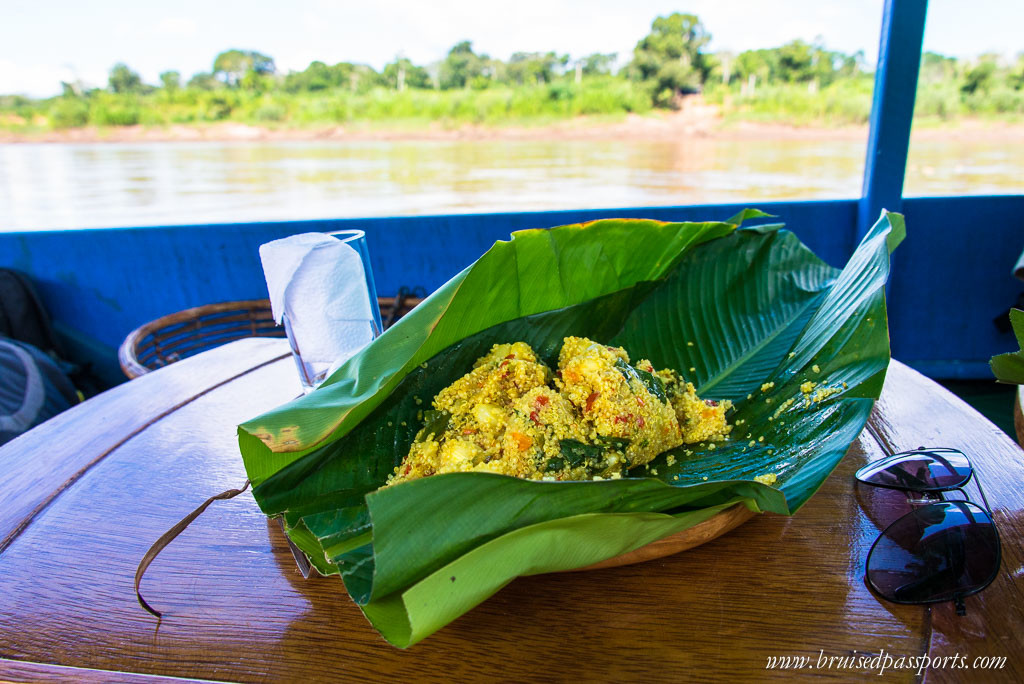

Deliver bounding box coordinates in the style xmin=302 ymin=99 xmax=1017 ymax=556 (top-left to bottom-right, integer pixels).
xmin=1014 ymin=385 xmax=1024 ymax=448
xmin=1 ymin=339 xmax=1022 ymax=682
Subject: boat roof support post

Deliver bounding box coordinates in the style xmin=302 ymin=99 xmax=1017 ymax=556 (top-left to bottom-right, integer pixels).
xmin=858 ymin=0 xmax=928 ymax=239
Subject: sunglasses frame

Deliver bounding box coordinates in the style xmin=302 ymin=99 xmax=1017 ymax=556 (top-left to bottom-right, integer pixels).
xmin=856 ymin=447 xmax=1002 ymax=616
xmin=854 ymin=447 xmax=974 ymax=494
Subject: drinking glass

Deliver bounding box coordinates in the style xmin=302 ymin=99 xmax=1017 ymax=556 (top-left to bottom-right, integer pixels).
xmin=283 ymin=229 xmax=382 ymax=393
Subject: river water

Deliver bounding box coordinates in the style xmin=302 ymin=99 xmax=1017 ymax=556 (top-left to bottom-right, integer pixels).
xmin=1 ymin=136 xmax=1020 ymax=231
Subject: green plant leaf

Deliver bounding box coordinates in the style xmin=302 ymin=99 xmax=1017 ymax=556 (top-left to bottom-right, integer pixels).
xmin=614 ymin=357 xmax=668 ymax=402
xmin=359 ymin=503 xmax=755 ymax=648
xmin=237 ymin=211 xmax=901 ymax=647
xmin=724 ymin=207 xmax=777 ymax=226
xmin=238 ymin=218 xmax=733 ymax=484
xmin=991 ymin=308 xmax=1024 ymax=384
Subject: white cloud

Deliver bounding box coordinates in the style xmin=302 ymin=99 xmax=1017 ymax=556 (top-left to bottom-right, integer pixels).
xmin=157 ymin=17 xmax=198 ymax=38
xmin=0 ymin=60 xmax=106 ymax=97
xmin=276 ymin=50 xmax=320 ymax=75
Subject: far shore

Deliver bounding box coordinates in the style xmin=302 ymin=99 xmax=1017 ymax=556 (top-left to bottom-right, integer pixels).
xmin=2 ymin=107 xmax=1023 ymax=145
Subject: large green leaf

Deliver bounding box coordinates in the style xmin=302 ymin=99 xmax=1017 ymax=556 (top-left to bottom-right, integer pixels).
xmin=358 ymin=503 xmax=749 ymax=647
xmin=238 ymin=218 xmax=735 ymax=482
xmin=238 ymin=211 xmax=903 ymax=647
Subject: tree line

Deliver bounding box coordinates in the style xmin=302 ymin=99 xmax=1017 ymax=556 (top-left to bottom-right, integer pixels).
xmin=65 ymin=14 xmax=875 ymax=104
xmin=3 ymin=12 xmax=1023 ymax=130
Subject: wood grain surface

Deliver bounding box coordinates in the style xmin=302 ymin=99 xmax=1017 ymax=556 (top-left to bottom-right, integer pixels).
xmin=1014 ymin=385 xmax=1024 ymax=448
xmin=0 ymin=338 xmax=289 ymax=553
xmin=1 ymin=340 xmax=1021 ymax=683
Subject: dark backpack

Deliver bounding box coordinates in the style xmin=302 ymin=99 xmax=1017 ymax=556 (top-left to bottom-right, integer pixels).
xmin=0 ymin=338 xmax=79 ymax=446
xmin=0 ymin=268 xmax=102 ymax=398
xmin=0 ymin=268 xmax=64 ymax=357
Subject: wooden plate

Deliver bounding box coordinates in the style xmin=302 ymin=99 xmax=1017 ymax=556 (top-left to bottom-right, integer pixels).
xmin=573 ymin=503 xmax=756 ymax=571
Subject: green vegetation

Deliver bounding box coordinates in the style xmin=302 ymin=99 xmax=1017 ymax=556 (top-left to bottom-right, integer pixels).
xmin=705 ymin=78 xmax=878 ymax=126
xmin=627 ymin=13 xmax=714 ymax=107
xmin=0 ymin=77 xmax=652 ymax=132
xmin=2 ymin=13 xmax=1023 ymax=135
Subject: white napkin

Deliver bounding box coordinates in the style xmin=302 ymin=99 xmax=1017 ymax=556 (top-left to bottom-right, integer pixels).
xmin=259 ymin=233 xmax=376 ymax=369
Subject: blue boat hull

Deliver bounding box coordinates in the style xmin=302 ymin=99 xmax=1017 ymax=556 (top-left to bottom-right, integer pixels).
xmin=1 ymin=194 xmax=1020 ymax=385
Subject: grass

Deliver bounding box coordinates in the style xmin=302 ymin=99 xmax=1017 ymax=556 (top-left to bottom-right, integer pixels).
xmin=0 ymin=78 xmax=653 ymax=135
xmin=705 ymin=78 xmax=876 ymax=126
xmin=4 ymin=75 xmax=1024 ymax=137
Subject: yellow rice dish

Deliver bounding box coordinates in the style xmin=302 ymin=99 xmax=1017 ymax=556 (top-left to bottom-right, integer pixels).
xmin=387 ymin=337 xmax=732 ymax=485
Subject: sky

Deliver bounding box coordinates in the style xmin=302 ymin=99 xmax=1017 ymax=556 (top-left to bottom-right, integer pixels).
xmin=1 ymin=0 xmax=1020 ymax=97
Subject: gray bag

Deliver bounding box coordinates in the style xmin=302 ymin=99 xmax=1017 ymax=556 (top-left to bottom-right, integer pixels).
xmin=0 ymin=338 xmax=79 ymax=446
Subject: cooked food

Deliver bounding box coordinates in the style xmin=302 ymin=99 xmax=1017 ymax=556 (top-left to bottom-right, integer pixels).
xmin=387 ymin=337 xmax=731 ymax=485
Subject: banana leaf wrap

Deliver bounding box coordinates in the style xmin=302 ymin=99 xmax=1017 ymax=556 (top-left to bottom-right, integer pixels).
xmin=238 ymin=209 xmax=904 ymax=647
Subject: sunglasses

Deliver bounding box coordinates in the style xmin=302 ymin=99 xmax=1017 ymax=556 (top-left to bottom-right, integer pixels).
xmin=854 ymin=447 xmax=1002 ymax=616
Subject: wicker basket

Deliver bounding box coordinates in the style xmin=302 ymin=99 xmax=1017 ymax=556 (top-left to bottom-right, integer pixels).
xmin=119 ymin=295 xmax=421 ymax=379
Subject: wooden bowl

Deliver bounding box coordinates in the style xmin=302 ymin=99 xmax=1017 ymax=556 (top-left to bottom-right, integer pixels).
xmin=284 ymin=502 xmax=756 ymax=577
xmin=573 ymin=503 xmax=756 ymax=571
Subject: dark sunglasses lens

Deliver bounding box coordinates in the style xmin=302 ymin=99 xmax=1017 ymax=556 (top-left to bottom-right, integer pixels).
xmin=855 ymin=448 xmax=971 ymax=491
xmin=867 ymin=502 xmax=1000 ymax=604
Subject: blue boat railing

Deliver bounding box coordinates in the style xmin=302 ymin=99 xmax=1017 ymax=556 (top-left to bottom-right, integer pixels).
xmin=2 ymin=195 xmax=1020 ymax=386
xmin=0 ymin=0 xmax=1021 ymax=385
xmin=858 ymin=0 xmax=928 ymax=239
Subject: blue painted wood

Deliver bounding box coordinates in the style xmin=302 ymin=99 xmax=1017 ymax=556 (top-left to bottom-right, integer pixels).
xmin=858 ymin=0 xmax=928 ymax=238
xmin=905 ymin=361 xmax=999 ymax=379
xmin=0 ymin=200 xmax=856 ymax=384
xmin=2 ymin=196 xmax=1018 ymax=383
xmin=890 ymin=195 xmax=1024 ymax=379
